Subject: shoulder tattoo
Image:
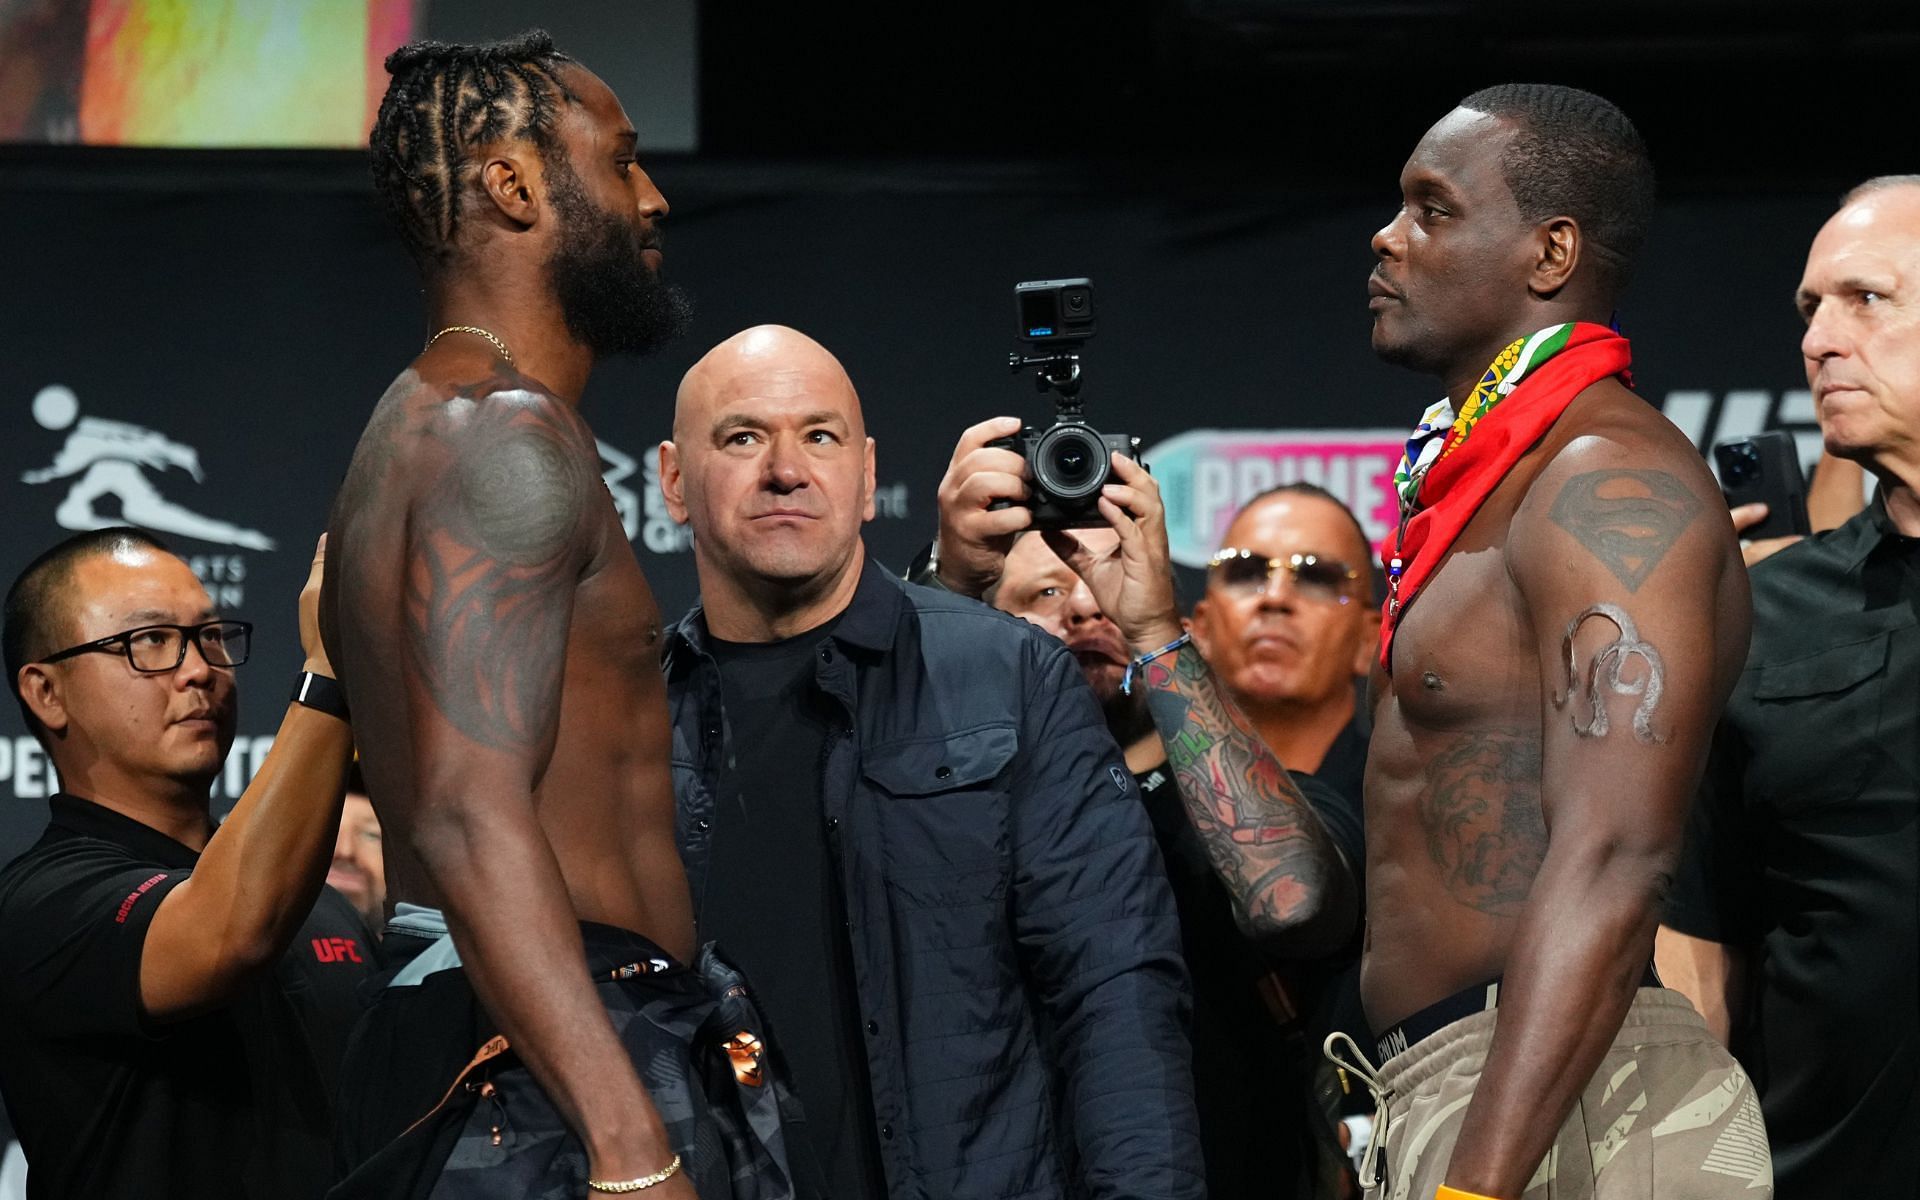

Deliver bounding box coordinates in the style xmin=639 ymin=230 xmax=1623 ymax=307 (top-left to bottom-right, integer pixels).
xmin=1547 ymin=469 xmax=1701 ymax=591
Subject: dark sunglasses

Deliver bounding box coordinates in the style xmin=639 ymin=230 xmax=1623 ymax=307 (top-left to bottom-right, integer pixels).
xmin=1206 ymin=549 xmax=1360 ymax=605
xmin=40 ymin=620 xmax=253 ymax=674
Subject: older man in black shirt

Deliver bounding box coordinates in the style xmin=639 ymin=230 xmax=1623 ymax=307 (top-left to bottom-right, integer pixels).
xmin=0 ymin=529 xmax=364 ymax=1199
xmin=1659 ymin=175 xmax=1920 ymax=1196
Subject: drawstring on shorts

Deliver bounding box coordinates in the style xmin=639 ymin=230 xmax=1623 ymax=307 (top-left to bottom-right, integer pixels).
xmin=1324 ymin=1030 xmax=1393 ymax=1192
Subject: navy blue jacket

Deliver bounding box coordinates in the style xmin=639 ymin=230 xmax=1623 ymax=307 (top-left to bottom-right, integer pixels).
xmin=665 ymin=557 xmax=1202 ymax=1200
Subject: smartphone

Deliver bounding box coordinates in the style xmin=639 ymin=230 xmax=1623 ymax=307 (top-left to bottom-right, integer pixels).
xmin=1714 ymin=431 xmax=1811 ymax=540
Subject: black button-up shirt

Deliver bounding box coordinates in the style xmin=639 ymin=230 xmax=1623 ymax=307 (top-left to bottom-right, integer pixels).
xmin=1666 ymin=494 xmax=1919 ymax=1195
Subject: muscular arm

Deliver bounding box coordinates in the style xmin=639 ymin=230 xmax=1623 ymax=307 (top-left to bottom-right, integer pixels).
xmin=141 ymin=541 xmax=354 ymax=1019
xmin=1139 ymin=644 xmax=1357 ymax=956
xmin=1441 ymin=441 xmax=1750 ymax=1198
xmin=401 ymin=394 xmax=675 ymax=1179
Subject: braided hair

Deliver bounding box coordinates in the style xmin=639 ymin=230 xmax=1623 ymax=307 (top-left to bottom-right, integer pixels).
xmin=369 ymin=30 xmax=578 ymax=271
xmin=1458 ymin=83 xmax=1655 ymax=297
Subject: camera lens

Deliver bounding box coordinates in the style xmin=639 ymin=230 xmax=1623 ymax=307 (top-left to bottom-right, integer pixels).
xmin=1064 ymin=289 xmax=1089 ymax=313
xmin=1033 ymin=425 xmax=1109 ymax=502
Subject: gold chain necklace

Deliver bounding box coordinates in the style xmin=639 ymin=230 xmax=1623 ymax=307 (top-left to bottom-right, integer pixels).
xmin=424 ymin=325 xmax=514 ymax=363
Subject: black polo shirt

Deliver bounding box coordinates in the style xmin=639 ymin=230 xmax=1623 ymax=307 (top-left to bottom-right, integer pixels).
xmin=1665 ymin=495 xmax=1919 ymax=1195
xmin=0 ymin=794 xmax=376 ymax=1199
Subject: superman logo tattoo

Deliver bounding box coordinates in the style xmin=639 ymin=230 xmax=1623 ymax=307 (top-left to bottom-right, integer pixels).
xmin=1548 ymin=469 xmax=1701 ymax=592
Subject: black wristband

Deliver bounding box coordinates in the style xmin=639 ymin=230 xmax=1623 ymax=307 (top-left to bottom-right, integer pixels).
xmin=291 ymin=671 xmax=349 ymax=721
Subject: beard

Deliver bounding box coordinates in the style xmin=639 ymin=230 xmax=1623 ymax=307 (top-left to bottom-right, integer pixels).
xmin=544 ymin=158 xmax=693 ymax=358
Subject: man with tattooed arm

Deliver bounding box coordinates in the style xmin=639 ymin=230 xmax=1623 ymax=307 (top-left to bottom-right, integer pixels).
xmin=931 ymin=434 xmax=1363 ymax=1198
xmin=321 ymin=33 xmax=797 ymax=1199
xmin=1335 ymin=83 xmax=1767 ymax=1199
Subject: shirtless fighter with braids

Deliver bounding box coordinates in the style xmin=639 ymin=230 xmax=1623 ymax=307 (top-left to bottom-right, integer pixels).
xmin=323 ymin=34 xmax=798 ymax=1199
xmin=1328 ymin=85 xmax=1770 ymax=1199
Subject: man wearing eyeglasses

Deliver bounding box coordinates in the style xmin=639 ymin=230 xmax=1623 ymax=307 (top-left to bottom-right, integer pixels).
xmin=929 ymin=421 xmax=1362 ymax=1199
xmin=0 ymin=527 xmax=364 ymax=1199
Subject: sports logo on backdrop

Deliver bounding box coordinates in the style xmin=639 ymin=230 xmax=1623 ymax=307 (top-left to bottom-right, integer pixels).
xmin=24 ymin=385 xmax=276 ymax=551
xmin=598 ymin=438 xmax=646 ymax=544
xmin=1662 ymin=388 xmax=1824 ymax=478
xmin=1146 ymin=428 xmax=1406 ymax=568
xmin=21 ymin=384 xmax=273 ymax=609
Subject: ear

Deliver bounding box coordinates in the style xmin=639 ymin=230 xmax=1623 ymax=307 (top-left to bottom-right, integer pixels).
xmin=1351 ymin=606 xmax=1383 ymax=676
xmin=17 ymin=664 xmax=69 ymax=737
xmin=862 ymin=437 xmax=878 ymax=523
xmin=658 ymin=441 xmax=689 ymax=525
xmin=479 ymin=152 xmax=541 ymax=231
xmin=1188 ymin=596 xmax=1215 ymax=659
xmin=1529 ymin=215 xmax=1581 ymax=298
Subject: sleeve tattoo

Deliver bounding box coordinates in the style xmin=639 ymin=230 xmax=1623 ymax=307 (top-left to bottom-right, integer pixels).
xmin=1142 ymin=647 xmax=1345 ymax=932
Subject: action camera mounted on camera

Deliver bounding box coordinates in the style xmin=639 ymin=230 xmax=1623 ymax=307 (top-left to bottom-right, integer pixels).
xmin=991 ymin=278 xmax=1144 ymax=531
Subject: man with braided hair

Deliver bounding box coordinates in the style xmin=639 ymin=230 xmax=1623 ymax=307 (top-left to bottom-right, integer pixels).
xmin=323 ymin=33 xmax=797 ymax=1200
xmin=1324 ymin=84 xmax=1770 ymax=1199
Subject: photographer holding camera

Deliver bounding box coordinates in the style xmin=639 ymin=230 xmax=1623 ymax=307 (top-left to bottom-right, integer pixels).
xmin=920 ymin=282 xmax=1362 ymax=1198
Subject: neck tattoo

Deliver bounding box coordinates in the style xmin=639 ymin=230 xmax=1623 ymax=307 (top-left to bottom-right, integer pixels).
xmin=425 ymin=325 xmax=514 ymax=364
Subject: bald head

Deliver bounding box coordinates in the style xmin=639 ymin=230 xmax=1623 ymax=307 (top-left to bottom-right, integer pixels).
xmin=661 ymin=326 xmax=878 ymax=633
xmin=674 ymin=325 xmax=865 ymax=442
xmin=1797 ymin=178 xmax=1920 ymax=477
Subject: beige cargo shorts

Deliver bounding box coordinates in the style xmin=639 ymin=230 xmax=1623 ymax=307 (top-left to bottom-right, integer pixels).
xmin=1329 ymin=989 xmax=1772 ymax=1199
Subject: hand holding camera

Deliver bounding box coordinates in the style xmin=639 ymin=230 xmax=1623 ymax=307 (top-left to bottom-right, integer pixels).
xmin=934 ymin=416 xmax=1034 ymax=597
xmin=1041 ymin=452 xmax=1185 ymax=654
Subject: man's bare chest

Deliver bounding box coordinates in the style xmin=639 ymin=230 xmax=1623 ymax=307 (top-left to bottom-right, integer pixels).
xmin=1388 ymin=536 xmax=1543 ymax=731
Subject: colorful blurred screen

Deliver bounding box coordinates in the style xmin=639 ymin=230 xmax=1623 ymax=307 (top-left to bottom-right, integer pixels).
xmin=0 ymin=0 xmax=418 ymax=147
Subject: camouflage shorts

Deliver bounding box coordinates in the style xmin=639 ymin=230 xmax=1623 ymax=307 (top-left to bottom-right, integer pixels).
xmin=1341 ymin=989 xmax=1771 ymax=1200
xmin=331 ymin=927 xmax=801 ymax=1200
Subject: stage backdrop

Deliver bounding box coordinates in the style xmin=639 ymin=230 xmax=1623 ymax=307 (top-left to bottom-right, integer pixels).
xmin=0 ymin=153 xmax=1835 ymax=858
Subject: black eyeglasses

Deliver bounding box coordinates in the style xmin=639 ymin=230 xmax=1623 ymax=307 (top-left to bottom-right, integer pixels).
xmin=1207 ymin=549 xmax=1361 ymax=606
xmin=40 ymin=620 xmax=253 ymax=674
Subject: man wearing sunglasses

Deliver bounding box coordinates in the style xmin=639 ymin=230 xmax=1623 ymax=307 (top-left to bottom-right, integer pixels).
xmin=931 ymin=420 xmax=1362 ymax=1199
xmin=0 ymin=527 xmax=364 ymax=1199
xmin=1189 ymin=484 xmax=1380 ymax=806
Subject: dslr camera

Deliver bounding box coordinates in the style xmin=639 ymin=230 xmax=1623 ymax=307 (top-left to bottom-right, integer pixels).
xmin=989 ymin=278 xmax=1144 ymax=531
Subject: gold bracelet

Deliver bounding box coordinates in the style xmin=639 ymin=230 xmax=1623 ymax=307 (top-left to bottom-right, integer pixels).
xmin=588 ymin=1154 xmax=682 ymax=1193
xmin=1435 ymin=1186 xmax=1502 ymax=1200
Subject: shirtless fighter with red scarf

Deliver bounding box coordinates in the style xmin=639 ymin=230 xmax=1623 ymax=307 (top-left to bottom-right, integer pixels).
xmin=1328 ymin=84 xmax=1771 ymax=1200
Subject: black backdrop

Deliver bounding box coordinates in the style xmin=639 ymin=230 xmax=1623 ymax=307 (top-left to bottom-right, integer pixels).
xmin=0 ymin=150 xmax=1835 ymax=857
